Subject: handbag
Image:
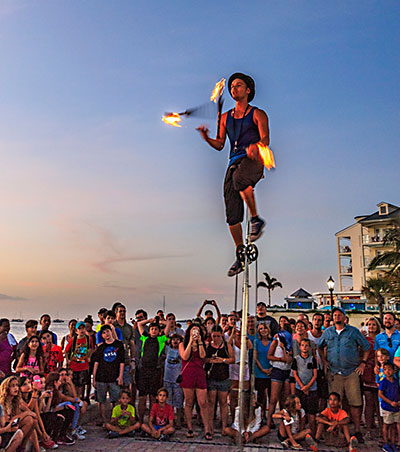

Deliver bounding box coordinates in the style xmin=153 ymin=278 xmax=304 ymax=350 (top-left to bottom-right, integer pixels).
xmin=176 ymin=356 xmax=193 ymax=383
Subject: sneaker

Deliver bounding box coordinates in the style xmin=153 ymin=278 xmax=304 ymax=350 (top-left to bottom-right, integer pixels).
xmin=107 ymin=431 xmax=119 ymax=439
xmin=382 ymin=445 xmax=392 ymax=452
xmin=227 ymin=259 xmax=244 ymax=277
xmin=250 ymin=217 xmax=265 ymax=242
xmin=57 ymin=436 xmax=75 ymax=446
xmin=391 ymin=445 xmax=399 ymax=452
xmin=305 ymin=433 xmax=319 ymax=452
xmin=40 ymin=439 xmax=58 ymax=449
xmin=160 ymin=434 xmax=170 ymax=441
xmin=353 ymin=431 xmax=364 ymax=444
xmin=127 ymin=431 xmax=136 ymax=438
xmin=349 ymin=435 xmax=358 ymax=452
xmin=76 ymin=426 xmax=87 ymax=434
xmin=72 ymin=429 xmax=86 ymax=440
xmin=281 ymin=439 xmax=290 ymax=448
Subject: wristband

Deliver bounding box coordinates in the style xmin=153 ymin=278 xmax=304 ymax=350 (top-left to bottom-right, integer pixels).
xmin=361 ymin=360 xmax=367 ymax=365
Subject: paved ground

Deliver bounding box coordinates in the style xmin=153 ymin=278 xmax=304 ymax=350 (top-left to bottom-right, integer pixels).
xmin=55 ymin=405 xmax=383 ymax=452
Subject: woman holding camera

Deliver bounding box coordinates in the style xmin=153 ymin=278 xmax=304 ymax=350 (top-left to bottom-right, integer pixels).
xmin=205 ymin=325 xmax=234 ymax=436
xmin=179 ymin=323 xmax=210 ymax=439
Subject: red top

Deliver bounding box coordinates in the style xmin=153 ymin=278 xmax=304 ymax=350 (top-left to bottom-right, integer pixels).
xmin=43 ymin=344 xmax=63 ymax=375
xmin=150 ymin=403 xmax=174 ymax=426
xmin=65 ymin=336 xmax=90 ymax=371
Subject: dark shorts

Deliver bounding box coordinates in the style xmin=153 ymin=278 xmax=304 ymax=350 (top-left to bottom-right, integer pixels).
xmin=207 ymin=378 xmax=230 ymax=392
xmin=137 ymin=367 xmax=162 ymax=397
xmin=223 ymin=157 xmax=264 ymax=225
xmin=295 ymin=388 xmax=319 ymax=415
xmin=255 ymin=377 xmax=271 ymax=403
xmin=270 ymin=367 xmax=290 ymax=383
xmin=1 ymin=430 xmax=21 ymax=449
xmin=95 ymin=381 xmax=121 ymax=403
xmin=72 ymin=369 xmax=89 ymax=387
xmin=317 ymin=368 xmax=329 ymax=399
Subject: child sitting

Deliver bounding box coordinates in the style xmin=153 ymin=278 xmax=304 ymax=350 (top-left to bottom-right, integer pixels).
xmin=316 ymin=392 xmax=358 ymax=451
xmin=224 ymin=392 xmax=267 ymax=444
xmin=141 ymin=387 xmax=175 ymax=441
xmin=273 ymin=394 xmax=317 ymax=450
xmin=378 ymin=362 xmax=400 ymax=452
xmin=106 ymin=390 xmax=141 ymax=439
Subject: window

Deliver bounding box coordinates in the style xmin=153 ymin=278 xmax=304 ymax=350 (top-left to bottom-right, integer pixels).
xmin=379 ymin=205 xmax=388 ymax=215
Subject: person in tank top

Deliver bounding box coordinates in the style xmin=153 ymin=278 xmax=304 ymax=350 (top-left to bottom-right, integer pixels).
xmin=197 ymin=72 xmax=270 ymax=277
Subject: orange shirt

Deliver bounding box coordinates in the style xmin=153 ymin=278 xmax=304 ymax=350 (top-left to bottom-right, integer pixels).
xmin=321 ymin=407 xmax=348 ymax=422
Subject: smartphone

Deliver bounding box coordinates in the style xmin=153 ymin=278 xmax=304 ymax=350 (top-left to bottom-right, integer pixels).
xmin=236 ymin=321 xmax=241 ymax=329
xmin=11 ymin=418 xmax=19 ymax=427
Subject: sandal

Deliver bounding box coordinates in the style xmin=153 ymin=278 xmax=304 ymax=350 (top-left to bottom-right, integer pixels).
xmin=205 ymin=432 xmax=213 ymax=440
xmin=186 ymin=430 xmax=194 ymax=438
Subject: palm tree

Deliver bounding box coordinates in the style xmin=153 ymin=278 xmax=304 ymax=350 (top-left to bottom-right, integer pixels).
xmin=368 ymin=224 xmax=400 ymax=275
xmin=362 ymin=276 xmax=392 ymax=323
xmin=257 ymin=272 xmax=283 ymax=307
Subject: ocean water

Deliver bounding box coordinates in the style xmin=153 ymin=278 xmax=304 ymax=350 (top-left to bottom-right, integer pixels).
xmin=9 ymin=321 xmax=99 ymax=342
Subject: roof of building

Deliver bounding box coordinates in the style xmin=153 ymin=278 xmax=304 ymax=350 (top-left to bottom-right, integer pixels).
xmin=358 ymin=203 xmax=400 ymax=223
xmin=290 ymin=288 xmax=313 ymax=298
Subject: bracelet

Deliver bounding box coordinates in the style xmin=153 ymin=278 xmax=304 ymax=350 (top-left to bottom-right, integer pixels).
xmin=361 ymin=360 xmax=367 ymax=365
xmin=32 ymin=397 xmax=38 ymax=399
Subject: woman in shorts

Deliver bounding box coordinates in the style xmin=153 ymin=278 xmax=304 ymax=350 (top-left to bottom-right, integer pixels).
xmin=205 ymin=325 xmax=234 ymax=436
xmin=266 ymin=328 xmax=293 ymax=429
xmin=179 ymin=323 xmax=209 ymax=439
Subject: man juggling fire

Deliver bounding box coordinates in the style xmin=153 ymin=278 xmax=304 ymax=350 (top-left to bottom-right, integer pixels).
xmin=197 ymin=73 xmax=270 ymax=277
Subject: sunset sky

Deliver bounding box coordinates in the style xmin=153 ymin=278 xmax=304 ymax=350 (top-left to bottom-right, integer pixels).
xmin=1 ymin=1 xmax=399 ymax=319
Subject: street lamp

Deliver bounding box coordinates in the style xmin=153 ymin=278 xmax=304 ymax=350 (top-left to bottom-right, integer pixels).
xmin=327 ymin=276 xmax=335 ymax=315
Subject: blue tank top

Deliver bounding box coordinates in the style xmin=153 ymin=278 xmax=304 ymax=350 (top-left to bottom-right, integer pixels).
xmin=226 ymin=107 xmax=260 ymax=167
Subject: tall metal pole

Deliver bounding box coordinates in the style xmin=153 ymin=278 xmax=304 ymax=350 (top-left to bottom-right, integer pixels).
xmin=234 ymin=274 xmax=238 ymax=312
xmin=238 ymin=208 xmax=250 ymax=450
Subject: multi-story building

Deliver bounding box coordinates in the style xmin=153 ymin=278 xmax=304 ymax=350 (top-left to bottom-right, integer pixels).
xmin=335 ymin=202 xmax=400 ymax=291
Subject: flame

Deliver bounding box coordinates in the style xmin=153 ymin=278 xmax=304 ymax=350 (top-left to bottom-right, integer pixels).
xmin=162 ymin=113 xmax=182 ymax=128
xmin=257 ymin=143 xmax=276 ymax=170
xmin=210 ymin=78 xmax=226 ymax=103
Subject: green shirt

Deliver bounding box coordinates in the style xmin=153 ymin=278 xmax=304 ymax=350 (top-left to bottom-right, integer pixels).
xmin=112 ymin=403 xmax=135 ymax=427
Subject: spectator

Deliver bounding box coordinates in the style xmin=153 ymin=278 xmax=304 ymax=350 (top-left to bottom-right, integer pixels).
xmin=106 ymin=389 xmax=140 ymax=438
xmin=15 ymin=336 xmax=45 ymax=381
xmin=141 ymin=387 xmax=175 ymax=441
xmin=323 ymin=314 xmax=331 ymax=330
xmin=91 ymin=325 xmax=125 ymax=426
xmin=376 ymin=312 xmax=400 ymax=362
xmin=42 ymin=372 xmax=75 ymax=445
xmin=179 ymin=323 xmax=209 ymax=440
xmin=279 ymin=315 xmax=290 ymax=331
xmin=361 ymin=317 xmax=381 ymax=434
xmin=65 ymin=322 xmax=91 ymax=398
xmin=16 ymin=320 xmax=38 ymax=359
xmin=254 ymin=323 xmax=272 ymax=420
xmin=318 ymin=307 xmax=370 ymax=444
xmin=96 ymin=311 xmax=122 ymax=345
xmin=114 ymin=304 xmax=135 ymax=390
xmin=315 ymin=392 xmax=355 ymax=449
xmin=205 ymin=325 xmax=234 ymax=435
xmin=0 ymin=322 xmax=14 ymax=377
xmin=0 ymin=375 xmax=38 ymax=451
xmin=291 ymin=338 xmax=318 ymax=435
xmin=95 ymin=308 xmax=108 ymax=333
xmin=163 ymin=334 xmax=184 ymax=428
xmin=378 ymin=362 xmax=400 ymax=452
xmin=136 ymin=317 xmax=171 ymax=423
xmin=38 ymin=315 xmax=57 ymax=346
xmin=40 ymin=331 xmax=63 ymax=375
xmin=255 ymin=302 xmax=279 ymax=337
xmin=60 ymin=319 xmax=77 ymax=351
xmin=196 ymin=300 xmax=221 ymax=325
xmin=166 ymin=313 xmax=185 ymax=338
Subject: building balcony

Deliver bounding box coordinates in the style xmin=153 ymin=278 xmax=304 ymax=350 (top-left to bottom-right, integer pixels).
xmin=363 ymin=235 xmax=384 ymax=245
xmin=340 ymin=266 xmax=353 ymax=274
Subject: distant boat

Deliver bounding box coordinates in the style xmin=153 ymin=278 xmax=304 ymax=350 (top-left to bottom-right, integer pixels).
xmin=11 ymin=318 xmax=24 ymax=322
xmin=53 ymin=319 xmax=64 ymax=323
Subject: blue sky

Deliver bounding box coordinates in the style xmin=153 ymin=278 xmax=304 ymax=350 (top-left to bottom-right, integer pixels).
xmin=0 ymin=1 xmax=399 ymax=319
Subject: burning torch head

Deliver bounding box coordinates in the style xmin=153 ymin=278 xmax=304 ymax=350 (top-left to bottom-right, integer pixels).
xmin=228 ymin=73 xmax=255 ymax=102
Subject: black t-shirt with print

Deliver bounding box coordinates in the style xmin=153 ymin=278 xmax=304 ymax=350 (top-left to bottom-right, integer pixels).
xmin=92 ymin=340 xmax=124 ymax=383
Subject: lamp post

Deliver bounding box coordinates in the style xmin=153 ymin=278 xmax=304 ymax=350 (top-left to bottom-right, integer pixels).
xmin=327 ymin=276 xmax=335 ymax=315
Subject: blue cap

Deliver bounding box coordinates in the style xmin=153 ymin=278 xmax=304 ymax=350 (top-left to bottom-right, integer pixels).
xmin=332 ymin=307 xmax=346 ymax=315
xmin=76 ymin=321 xmax=86 ymax=329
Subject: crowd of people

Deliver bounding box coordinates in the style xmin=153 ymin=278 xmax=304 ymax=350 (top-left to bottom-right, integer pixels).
xmin=0 ymin=301 xmax=399 ymax=451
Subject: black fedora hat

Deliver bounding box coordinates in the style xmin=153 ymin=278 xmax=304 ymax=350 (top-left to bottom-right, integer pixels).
xmin=228 ymin=72 xmax=255 ymax=102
